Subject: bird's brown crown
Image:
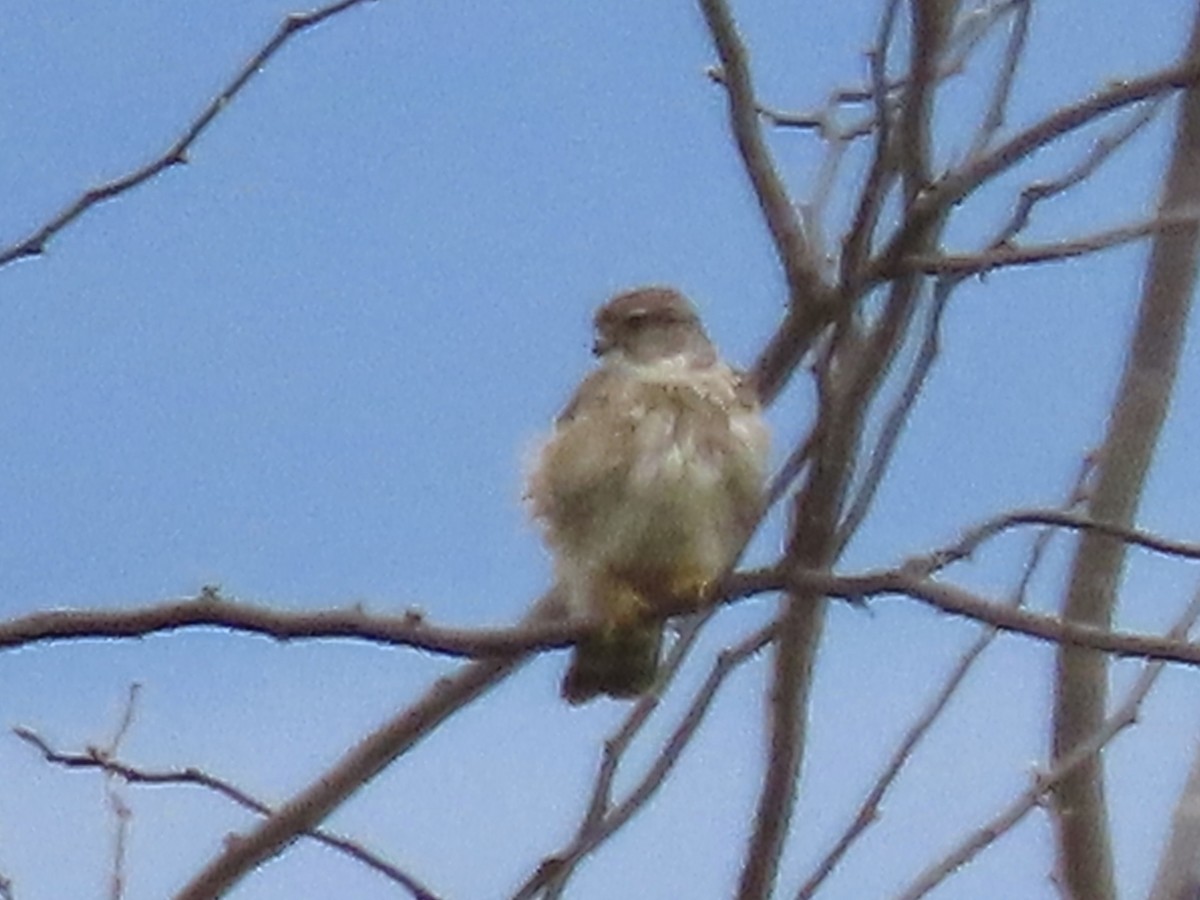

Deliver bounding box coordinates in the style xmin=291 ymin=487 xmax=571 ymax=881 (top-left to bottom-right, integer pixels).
xmin=592 ymin=287 xmax=711 ymax=363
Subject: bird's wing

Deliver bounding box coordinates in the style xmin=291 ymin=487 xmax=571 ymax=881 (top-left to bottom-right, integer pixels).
xmin=555 ymin=366 xmax=623 ymax=425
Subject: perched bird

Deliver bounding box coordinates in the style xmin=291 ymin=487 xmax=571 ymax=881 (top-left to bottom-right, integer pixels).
xmin=527 ymin=287 xmax=769 ymax=703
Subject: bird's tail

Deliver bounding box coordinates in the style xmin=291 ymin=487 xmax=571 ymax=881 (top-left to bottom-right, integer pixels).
xmin=561 ymin=624 xmax=662 ymax=704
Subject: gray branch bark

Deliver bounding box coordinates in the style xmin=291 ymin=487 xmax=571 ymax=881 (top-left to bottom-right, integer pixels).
xmin=1150 ymin=741 xmax=1200 ymax=900
xmin=1051 ymin=6 xmax=1200 ymax=898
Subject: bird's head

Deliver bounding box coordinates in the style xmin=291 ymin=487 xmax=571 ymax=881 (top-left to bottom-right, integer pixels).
xmin=592 ymin=287 xmax=715 ymax=366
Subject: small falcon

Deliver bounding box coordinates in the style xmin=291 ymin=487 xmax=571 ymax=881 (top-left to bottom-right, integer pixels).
xmin=527 ymin=286 xmax=769 ymax=703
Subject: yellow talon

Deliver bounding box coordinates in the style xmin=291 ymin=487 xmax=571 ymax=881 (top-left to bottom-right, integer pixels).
xmin=605 ymin=581 xmax=650 ymax=629
xmin=668 ymin=567 xmax=715 ymax=603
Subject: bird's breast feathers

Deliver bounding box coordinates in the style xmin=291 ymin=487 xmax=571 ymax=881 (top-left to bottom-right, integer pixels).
xmin=528 ymin=355 xmax=768 ymax=582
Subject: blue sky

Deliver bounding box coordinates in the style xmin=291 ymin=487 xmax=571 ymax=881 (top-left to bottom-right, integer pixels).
xmin=2 ymin=2 xmax=1199 ymax=898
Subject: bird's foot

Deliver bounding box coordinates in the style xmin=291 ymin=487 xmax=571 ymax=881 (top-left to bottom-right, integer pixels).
xmin=604 ymin=581 xmax=651 ymax=630
xmin=668 ymin=568 xmax=718 ymax=612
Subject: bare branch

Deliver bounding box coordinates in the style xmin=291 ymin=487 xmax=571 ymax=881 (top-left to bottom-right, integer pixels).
xmin=869 ymin=56 xmax=1200 ymax=283
xmin=897 ymin=0 xmax=951 ymax=200
xmin=939 ymin=60 xmax=1200 ymax=208
xmin=101 ymin=684 xmax=142 ymax=900
xmin=738 ymin=477 xmax=839 ymax=897
xmin=539 ymin=610 xmax=719 ymax=896
xmin=696 ymin=0 xmax=825 ymax=310
xmin=836 ymin=280 xmax=951 ymax=546
xmin=796 ymin=460 xmax=1093 ymax=899
xmin=512 ymin=624 xmax=775 ymax=900
xmin=766 ymin=565 xmax=1200 ymax=668
xmin=899 ymin=583 xmax=1200 ymax=900
xmin=14 ymin=727 xmax=441 ymax=900
xmin=0 ymin=587 xmax=583 ymax=658
xmin=965 ymin=0 xmax=1032 ymax=159
xmin=171 ymin=592 xmax=558 ymax=899
xmin=703 ymin=0 xmax=840 ymax=408
xmin=839 ymin=0 xmax=903 ymax=289
xmin=0 ymin=0 xmax=380 ymax=269
xmin=991 ymin=100 xmax=1165 ymax=246
xmin=926 ymin=507 xmax=1200 ymax=570
xmin=1148 ymin=739 xmax=1200 ymax=900
xmin=739 ymin=283 xmax=906 ymax=900
xmin=703 ymin=68 xmax=875 ymax=142
xmin=8 ymin=522 xmax=1200 ymax=670
xmin=757 ymin=1 xmax=1020 ymax=144
xmin=764 ymin=429 xmax=817 ymax=509
xmin=1052 ymin=12 xmax=1200 ymax=896
xmin=903 ymin=212 xmax=1197 ymax=276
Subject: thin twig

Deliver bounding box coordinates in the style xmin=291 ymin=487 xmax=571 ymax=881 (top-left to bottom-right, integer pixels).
xmin=512 ymin=624 xmax=776 ymax=900
xmin=869 ymin=56 xmax=1200 ymax=283
xmin=703 ymin=68 xmax=875 ymax=142
xmin=697 ymin=0 xmax=823 ymax=309
xmin=100 ymin=684 xmax=142 ymax=900
xmin=0 ymin=0 xmax=380 ymax=269
xmin=560 ymin=611 xmax=716 ymax=851
xmin=904 ymin=211 xmax=1197 ymax=276
xmin=941 ymin=0 xmax=1023 ymax=76
xmin=991 ymin=101 xmax=1165 ymax=246
xmin=172 ymin=591 xmax=559 ymax=899
xmin=839 ymin=0 xmax=903 ymax=289
xmin=939 ymin=60 xmax=1200 ymax=209
xmin=898 ymin=582 xmax=1200 ymax=899
xmin=764 ymin=565 xmax=1200 ymax=667
xmin=966 ymin=0 xmax=1032 ymax=159
xmin=925 ymin=506 xmax=1200 ymax=570
xmin=835 ymin=280 xmax=952 ymax=547
xmin=794 ymin=459 xmax=1093 ymax=899
xmin=14 ymin=726 xmax=442 ymax=900
xmin=756 ymin=0 xmax=1018 ymax=144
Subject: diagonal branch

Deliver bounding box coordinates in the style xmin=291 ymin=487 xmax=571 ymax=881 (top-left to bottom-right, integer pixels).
xmin=784 ymin=566 xmax=1200 ymax=668
xmin=528 ymin=611 xmax=719 ymax=898
xmin=1148 ymin=737 xmax=1200 ymax=899
xmin=902 ymin=211 xmax=1198 ymax=276
xmin=171 ymin=591 xmax=561 ymax=899
xmin=696 ymin=0 xmax=824 ymax=310
xmin=0 ymin=0 xmax=380 ymax=269
xmin=699 ymin=0 xmax=835 ymax=406
xmin=835 ymin=279 xmax=952 ymax=547
xmin=795 ymin=460 xmax=1094 ymax=900
xmin=511 ymin=624 xmax=775 ymax=900
xmin=14 ymin=726 xmax=442 ymax=900
xmin=1052 ymin=9 xmax=1200 ymax=897
xmin=869 ymin=56 xmax=1200 ymax=284
xmin=990 ymin=100 xmax=1166 ymax=247
xmin=965 ymin=0 xmax=1031 ymax=159
xmin=839 ymin=0 xmax=903 ymax=291
xmin=898 ymin=582 xmax=1200 ymax=900
xmin=927 ymin=506 xmax=1200 ymax=569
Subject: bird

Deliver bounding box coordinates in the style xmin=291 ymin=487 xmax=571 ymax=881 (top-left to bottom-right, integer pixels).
xmin=526 ymin=286 xmax=769 ymax=703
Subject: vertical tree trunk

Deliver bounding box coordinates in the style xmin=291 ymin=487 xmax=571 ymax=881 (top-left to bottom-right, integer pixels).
xmin=1051 ymin=8 xmax=1200 ymax=898
xmin=1149 ymin=741 xmax=1200 ymax=900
